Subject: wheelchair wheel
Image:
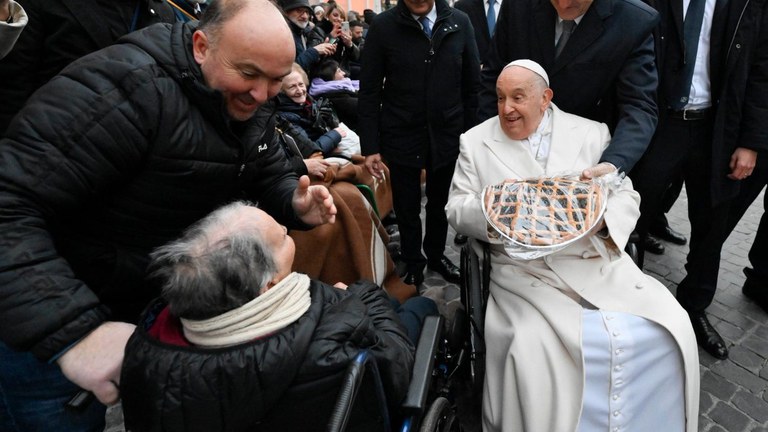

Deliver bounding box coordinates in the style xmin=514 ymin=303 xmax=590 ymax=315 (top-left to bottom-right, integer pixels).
xmin=419 ymin=397 xmax=461 ymax=432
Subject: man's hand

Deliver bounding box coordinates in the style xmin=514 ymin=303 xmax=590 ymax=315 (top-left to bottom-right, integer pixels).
xmin=333 ymin=282 xmax=348 ymax=289
xmin=364 ymin=153 xmax=385 ymax=180
xmin=304 ymin=159 xmax=331 ymax=180
xmin=56 ymin=322 xmax=136 ymax=405
xmin=727 ymin=147 xmax=757 ymax=180
xmin=0 ymin=0 xmax=10 ymax=22
xmin=581 ymin=162 xmax=617 ymax=180
xmin=292 ymin=175 xmax=337 ymax=225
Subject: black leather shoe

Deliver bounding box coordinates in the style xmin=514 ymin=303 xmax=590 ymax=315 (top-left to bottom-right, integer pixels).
xmin=650 ymin=225 xmax=688 ymax=245
xmin=641 ymin=235 xmax=665 ymax=255
xmin=403 ymin=270 xmax=424 ymax=287
xmin=454 ymin=234 xmax=468 ymax=245
xmin=689 ymin=312 xmax=729 ymax=359
xmin=742 ymin=268 xmax=768 ymax=313
xmin=428 ymin=256 xmax=461 ymax=284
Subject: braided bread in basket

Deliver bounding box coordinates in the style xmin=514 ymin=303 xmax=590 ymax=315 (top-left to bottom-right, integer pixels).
xmin=482 ymin=176 xmax=605 ymax=247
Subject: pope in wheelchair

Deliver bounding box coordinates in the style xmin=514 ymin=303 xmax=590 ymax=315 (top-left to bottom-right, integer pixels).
xmin=119 ymin=201 xmax=437 ymax=431
xmin=445 ymin=60 xmax=700 ymax=432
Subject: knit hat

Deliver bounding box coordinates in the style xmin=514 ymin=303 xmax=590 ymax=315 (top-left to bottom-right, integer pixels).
xmin=314 ymin=5 xmax=324 ymax=13
xmin=278 ymin=0 xmax=313 ymax=14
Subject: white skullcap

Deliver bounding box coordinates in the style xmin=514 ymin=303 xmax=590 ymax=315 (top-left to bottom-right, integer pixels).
xmin=503 ymin=59 xmax=549 ymax=86
xmin=314 ymin=5 xmax=324 ymax=13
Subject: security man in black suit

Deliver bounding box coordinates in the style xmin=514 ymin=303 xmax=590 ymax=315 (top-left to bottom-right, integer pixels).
xmin=632 ymin=0 xmax=768 ymax=359
xmin=454 ymin=0 xmax=499 ymax=65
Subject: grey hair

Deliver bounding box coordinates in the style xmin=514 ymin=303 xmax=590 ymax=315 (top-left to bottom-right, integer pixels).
xmin=148 ymin=201 xmax=278 ymax=320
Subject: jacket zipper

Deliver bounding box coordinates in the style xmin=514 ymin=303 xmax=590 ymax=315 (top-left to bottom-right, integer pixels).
xmin=726 ymin=0 xmax=751 ymax=60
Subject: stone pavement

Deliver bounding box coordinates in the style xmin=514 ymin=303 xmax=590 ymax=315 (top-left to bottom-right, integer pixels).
xmin=105 ymin=186 xmax=766 ymax=431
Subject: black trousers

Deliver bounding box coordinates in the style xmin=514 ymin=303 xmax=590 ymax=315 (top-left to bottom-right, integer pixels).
xmin=387 ymin=160 xmax=455 ymax=273
xmin=725 ymin=163 xmax=768 ymax=282
xmin=632 ymin=115 xmax=730 ymax=313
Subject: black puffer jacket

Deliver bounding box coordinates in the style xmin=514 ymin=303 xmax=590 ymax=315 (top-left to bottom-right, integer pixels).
xmin=0 ymin=22 xmax=303 ymax=360
xmin=120 ymin=279 xmax=415 ymax=432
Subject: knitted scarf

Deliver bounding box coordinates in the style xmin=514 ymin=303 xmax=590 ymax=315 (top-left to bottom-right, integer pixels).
xmin=181 ymin=272 xmax=311 ymax=348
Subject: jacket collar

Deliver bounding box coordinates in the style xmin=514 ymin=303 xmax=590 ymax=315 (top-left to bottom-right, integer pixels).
xmin=396 ymin=0 xmax=454 ymax=24
xmin=482 ymin=104 xmax=585 ymax=177
xmin=533 ymin=0 xmax=611 ymax=74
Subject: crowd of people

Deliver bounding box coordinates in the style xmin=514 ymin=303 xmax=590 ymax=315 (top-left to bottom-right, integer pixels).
xmin=0 ymin=0 xmax=766 ymax=430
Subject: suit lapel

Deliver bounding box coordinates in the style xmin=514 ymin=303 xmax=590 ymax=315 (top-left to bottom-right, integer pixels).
xmin=544 ymin=105 xmax=584 ymax=174
xmin=483 ymin=120 xmax=545 ymax=179
xmin=671 ymin=0 xmax=685 ymax=48
xmin=533 ymin=0 xmax=557 ymax=70
xmin=474 ymin=0 xmax=491 ymax=38
xmin=551 ymin=0 xmax=608 ymax=74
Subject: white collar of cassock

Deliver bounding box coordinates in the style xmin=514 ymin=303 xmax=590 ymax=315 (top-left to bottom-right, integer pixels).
xmin=522 ymin=107 xmax=553 ymax=167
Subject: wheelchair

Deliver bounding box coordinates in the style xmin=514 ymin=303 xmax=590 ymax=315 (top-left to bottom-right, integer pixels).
xmin=267 ymin=315 xmax=463 ymax=432
xmin=454 ymin=236 xmax=643 ymax=413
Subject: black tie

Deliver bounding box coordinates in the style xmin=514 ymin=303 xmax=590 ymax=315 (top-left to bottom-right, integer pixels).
xmin=555 ymin=20 xmax=576 ymax=59
xmin=671 ymin=0 xmax=707 ymax=109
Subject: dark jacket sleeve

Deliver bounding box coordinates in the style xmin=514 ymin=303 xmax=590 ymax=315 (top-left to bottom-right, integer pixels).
xmin=735 ymin=0 xmax=768 ymax=154
xmin=0 ymin=63 xmax=161 ymax=359
xmin=297 ymin=46 xmax=321 ymax=72
xmin=477 ymin=0 xmax=511 ymax=122
xmin=597 ymin=31 xmax=659 ymax=172
xmin=346 ymin=280 xmax=415 ymax=404
xmin=460 ymin=14 xmax=482 ymax=130
xmin=316 ymin=130 xmax=342 ymax=155
xmin=357 ymin=17 xmax=387 ymax=156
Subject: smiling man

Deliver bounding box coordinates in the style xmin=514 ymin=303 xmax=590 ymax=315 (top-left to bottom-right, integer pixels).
xmin=0 ymin=0 xmax=338 ymax=430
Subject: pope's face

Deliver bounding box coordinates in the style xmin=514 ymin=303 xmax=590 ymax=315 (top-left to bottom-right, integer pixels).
xmin=496 ymin=67 xmax=552 ymax=140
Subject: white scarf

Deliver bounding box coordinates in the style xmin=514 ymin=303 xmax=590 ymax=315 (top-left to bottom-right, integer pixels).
xmin=181 ymin=272 xmax=312 ymax=348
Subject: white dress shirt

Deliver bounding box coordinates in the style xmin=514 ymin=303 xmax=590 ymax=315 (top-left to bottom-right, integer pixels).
xmin=683 ymin=0 xmax=716 ymax=109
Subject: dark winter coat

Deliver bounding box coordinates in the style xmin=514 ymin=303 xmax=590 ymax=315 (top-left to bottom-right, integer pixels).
xmin=289 ymin=19 xmax=327 ymax=72
xmin=653 ymin=0 xmax=768 ymax=204
xmin=358 ymin=0 xmax=481 ymax=169
xmin=120 ymin=280 xmax=415 ymax=432
xmin=276 ymin=93 xmax=343 ymax=155
xmin=0 ymin=22 xmax=304 ymax=361
xmin=0 ymin=0 xmax=176 ymax=134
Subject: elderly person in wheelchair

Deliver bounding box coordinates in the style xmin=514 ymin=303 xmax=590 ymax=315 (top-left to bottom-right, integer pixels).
xmin=119 ymin=201 xmax=436 ymax=431
xmin=446 ymin=60 xmax=700 ymax=432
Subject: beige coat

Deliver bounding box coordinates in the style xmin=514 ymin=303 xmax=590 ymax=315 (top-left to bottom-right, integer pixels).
xmin=446 ymin=106 xmax=699 ymax=432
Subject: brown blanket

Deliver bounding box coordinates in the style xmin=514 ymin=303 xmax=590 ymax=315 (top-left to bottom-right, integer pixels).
xmin=290 ymin=160 xmax=415 ymax=302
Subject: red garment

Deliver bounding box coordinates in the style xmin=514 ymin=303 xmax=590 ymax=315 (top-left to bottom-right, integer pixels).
xmin=147 ymin=307 xmax=191 ymax=347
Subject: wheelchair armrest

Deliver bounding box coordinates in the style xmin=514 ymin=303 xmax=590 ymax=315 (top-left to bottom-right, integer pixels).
xmin=328 ymin=350 xmax=391 ymax=432
xmin=401 ymin=315 xmax=443 ymax=413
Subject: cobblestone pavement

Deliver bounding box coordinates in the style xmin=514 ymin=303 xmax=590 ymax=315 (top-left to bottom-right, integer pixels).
xmin=105 ymin=186 xmax=766 ymax=431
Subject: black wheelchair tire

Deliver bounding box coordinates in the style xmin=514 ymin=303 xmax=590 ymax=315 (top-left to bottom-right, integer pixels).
xmin=419 ymin=396 xmax=461 ymax=432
